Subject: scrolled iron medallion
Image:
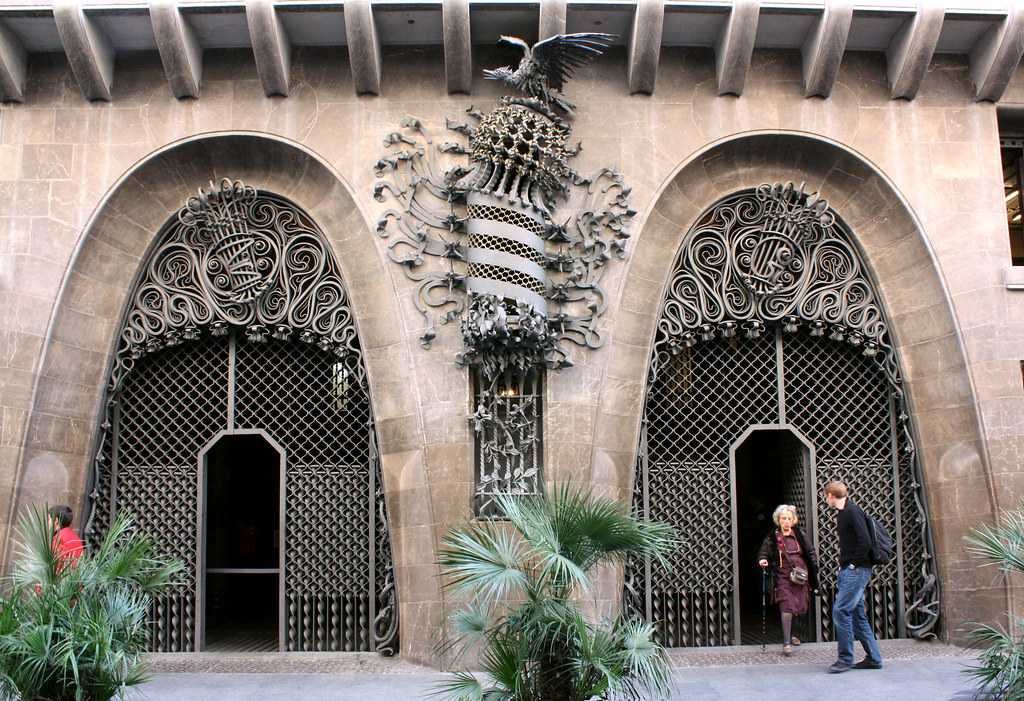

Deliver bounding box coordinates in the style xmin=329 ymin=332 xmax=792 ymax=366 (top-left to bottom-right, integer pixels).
xmin=84 ymin=179 xmax=399 ymax=654
xmin=373 ymin=33 xmax=632 ymax=511
xmin=117 ymin=179 xmax=359 ymax=387
xmin=656 ymin=182 xmax=893 ymax=381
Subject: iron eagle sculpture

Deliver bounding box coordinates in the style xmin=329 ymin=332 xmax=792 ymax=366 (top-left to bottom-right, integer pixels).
xmin=483 ymin=33 xmax=616 ymax=113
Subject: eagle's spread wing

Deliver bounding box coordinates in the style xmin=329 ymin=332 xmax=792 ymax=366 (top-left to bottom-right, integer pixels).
xmin=530 ymin=33 xmax=616 ymax=91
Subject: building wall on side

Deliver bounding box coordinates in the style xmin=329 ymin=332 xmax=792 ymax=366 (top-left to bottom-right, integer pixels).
xmin=0 ymin=45 xmax=1021 ymax=663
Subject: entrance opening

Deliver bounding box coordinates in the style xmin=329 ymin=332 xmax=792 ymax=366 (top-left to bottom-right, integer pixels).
xmin=202 ymin=433 xmax=282 ymax=652
xmin=734 ymin=428 xmax=814 ymax=645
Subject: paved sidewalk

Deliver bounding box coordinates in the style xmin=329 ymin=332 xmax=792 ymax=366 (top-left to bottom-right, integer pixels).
xmin=127 ymin=641 xmax=986 ymax=700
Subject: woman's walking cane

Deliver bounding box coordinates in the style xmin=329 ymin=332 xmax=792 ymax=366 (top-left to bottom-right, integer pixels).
xmin=760 ymin=566 xmax=768 ymax=653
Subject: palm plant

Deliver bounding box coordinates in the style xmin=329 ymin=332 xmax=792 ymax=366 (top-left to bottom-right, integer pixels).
xmin=0 ymin=506 xmax=182 ymax=701
xmin=434 ymin=483 xmax=678 ymax=701
xmin=963 ymin=504 xmax=1024 ymax=700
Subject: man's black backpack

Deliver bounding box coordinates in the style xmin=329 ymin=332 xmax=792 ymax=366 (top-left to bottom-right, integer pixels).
xmin=867 ymin=513 xmax=895 ymax=566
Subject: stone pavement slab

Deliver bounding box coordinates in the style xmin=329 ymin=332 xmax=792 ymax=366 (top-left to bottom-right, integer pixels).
xmin=128 ymin=644 xmax=987 ymax=701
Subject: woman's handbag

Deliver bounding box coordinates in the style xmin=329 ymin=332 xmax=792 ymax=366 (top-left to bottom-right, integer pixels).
xmin=776 ymin=532 xmax=809 ymax=585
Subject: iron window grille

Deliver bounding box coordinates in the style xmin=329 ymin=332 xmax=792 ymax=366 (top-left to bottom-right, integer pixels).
xmin=472 ymin=366 xmax=544 ymax=518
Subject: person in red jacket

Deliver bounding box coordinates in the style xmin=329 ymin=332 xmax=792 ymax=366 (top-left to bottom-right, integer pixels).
xmin=49 ymin=504 xmax=84 ymax=569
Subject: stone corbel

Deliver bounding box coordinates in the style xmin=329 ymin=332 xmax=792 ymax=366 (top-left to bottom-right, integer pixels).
xmin=627 ymin=0 xmax=665 ymax=95
xmin=443 ymin=0 xmax=472 ymax=94
xmin=539 ymin=0 xmax=567 ymax=40
xmin=886 ymin=2 xmax=944 ymax=101
xmin=54 ymin=0 xmax=115 ymax=102
xmin=0 ymin=20 xmax=27 ymax=103
xmin=151 ymin=0 xmax=203 ymax=99
xmin=345 ymin=0 xmax=383 ymax=95
xmin=246 ymin=0 xmax=291 ymax=97
xmin=969 ymin=0 xmax=1024 ymax=103
xmin=801 ymin=0 xmax=853 ymax=99
xmin=715 ymin=0 xmax=760 ymax=97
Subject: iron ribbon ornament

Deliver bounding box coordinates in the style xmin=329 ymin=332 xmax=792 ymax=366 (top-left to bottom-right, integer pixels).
xmin=374 ymin=33 xmax=634 ymax=513
xmin=84 ymin=180 xmax=399 ymax=654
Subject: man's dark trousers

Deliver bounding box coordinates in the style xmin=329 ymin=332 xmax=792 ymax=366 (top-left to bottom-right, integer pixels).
xmin=833 ymin=564 xmax=882 ymax=665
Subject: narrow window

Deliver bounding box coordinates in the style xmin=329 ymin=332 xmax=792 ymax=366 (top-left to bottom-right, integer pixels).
xmin=1000 ymin=139 xmax=1024 ymax=266
xmin=472 ymin=366 xmax=543 ymax=518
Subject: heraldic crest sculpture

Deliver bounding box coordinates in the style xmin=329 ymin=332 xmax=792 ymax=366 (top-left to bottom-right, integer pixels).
xmin=374 ymin=33 xmax=632 ymax=512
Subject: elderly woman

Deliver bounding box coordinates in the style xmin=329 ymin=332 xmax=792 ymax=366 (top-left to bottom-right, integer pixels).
xmin=757 ymin=504 xmax=819 ymax=656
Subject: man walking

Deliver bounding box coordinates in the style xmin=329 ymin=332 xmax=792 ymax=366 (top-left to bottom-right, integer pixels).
xmin=824 ymin=481 xmax=883 ymax=673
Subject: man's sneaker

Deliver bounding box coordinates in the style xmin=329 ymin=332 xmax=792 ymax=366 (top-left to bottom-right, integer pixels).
xmin=828 ymin=661 xmax=852 ymax=674
xmin=853 ymin=658 xmax=883 ymax=670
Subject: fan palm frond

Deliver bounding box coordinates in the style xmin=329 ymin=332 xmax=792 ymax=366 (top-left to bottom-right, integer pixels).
xmin=438 ymin=523 xmax=531 ymax=603
xmin=964 ymin=503 xmax=1024 ymax=700
xmin=436 ymin=482 xmax=678 ymax=701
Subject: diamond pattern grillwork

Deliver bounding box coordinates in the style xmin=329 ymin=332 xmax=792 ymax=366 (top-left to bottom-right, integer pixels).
xmin=465 ymin=233 xmax=547 ymax=266
xmin=783 ymin=332 xmax=901 ymax=640
xmin=85 ymin=427 xmax=113 ymax=551
xmin=632 ymin=335 xmax=777 ymax=646
xmin=465 ymin=262 xmax=547 ymax=295
xmin=234 ymin=337 xmax=377 ymax=651
xmin=467 ymin=204 xmax=546 ymax=236
xmin=114 ymin=336 xmax=229 ymax=651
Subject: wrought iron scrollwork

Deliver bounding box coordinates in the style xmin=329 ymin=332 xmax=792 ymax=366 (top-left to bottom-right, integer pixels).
xmin=373 ymin=114 xmax=633 ymax=369
xmin=373 ymin=37 xmax=633 ymax=514
xmin=626 ymin=184 xmax=940 ymax=644
xmin=83 ymin=179 xmax=399 ymax=653
xmin=654 ymin=183 xmax=893 ymax=383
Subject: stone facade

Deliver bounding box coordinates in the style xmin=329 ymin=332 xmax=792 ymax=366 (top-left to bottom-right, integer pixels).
xmin=0 ymin=44 xmax=1022 ymax=664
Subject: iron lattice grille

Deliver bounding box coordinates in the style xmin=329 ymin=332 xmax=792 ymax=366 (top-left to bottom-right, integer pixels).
xmin=113 ymin=336 xmax=229 ymax=652
xmin=779 ymin=437 xmax=807 ymax=526
xmin=625 ymin=185 xmax=940 ymax=646
xmin=638 ymin=335 xmax=777 ymax=647
xmin=234 ymin=337 xmax=377 ymax=651
xmin=783 ymin=332 xmax=901 ymax=640
xmin=83 ymin=184 xmax=399 ymax=654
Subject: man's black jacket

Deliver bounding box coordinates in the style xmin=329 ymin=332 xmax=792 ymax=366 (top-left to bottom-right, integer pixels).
xmin=837 ymin=500 xmax=873 ymax=568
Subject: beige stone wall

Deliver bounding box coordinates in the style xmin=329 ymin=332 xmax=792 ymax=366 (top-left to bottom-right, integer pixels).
xmin=0 ymin=45 xmax=1021 ymax=662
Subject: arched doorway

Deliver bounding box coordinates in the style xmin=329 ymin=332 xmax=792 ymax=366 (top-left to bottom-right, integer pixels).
xmin=623 ymin=184 xmax=940 ymax=647
xmin=81 ymin=180 xmax=398 ymax=653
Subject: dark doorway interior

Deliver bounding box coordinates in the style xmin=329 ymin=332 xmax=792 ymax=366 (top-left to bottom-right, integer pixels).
xmin=735 ymin=430 xmax=812 ymax=646
xmin=204 ymin=434 xmax=281 ymax=652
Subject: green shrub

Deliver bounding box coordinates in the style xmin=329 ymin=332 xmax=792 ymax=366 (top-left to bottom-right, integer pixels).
xmin=0 ymin=506 xmax=182 ymax=701
xmin=434 ymin=483 xmax=678 ymax=701
xmin=964 ymin=505 xmax=1024 ymax=700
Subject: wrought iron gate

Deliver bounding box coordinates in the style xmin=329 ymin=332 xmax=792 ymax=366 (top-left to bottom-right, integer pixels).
xmin=83 ymin=180 xmax=398 ymax=653
xmin=623 ymin=184 xmax=940 ymax=646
